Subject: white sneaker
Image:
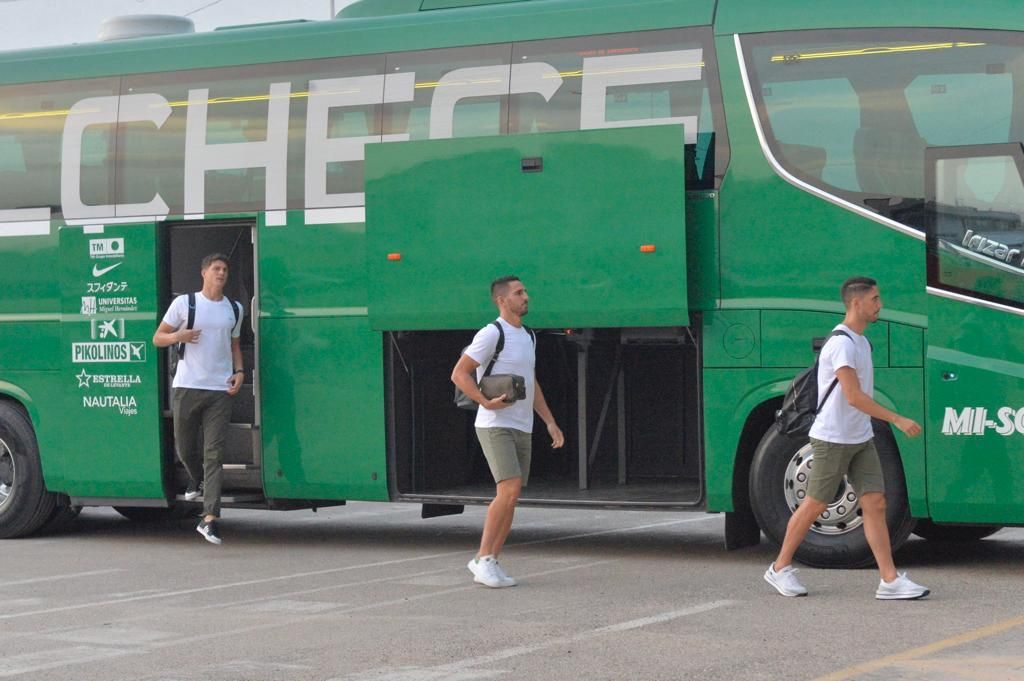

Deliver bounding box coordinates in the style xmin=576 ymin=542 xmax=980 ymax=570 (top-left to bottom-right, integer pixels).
xmin=467 ymin=556 xmax=513 ymax=588
xmin=764 ymin=563 xmax=808 ymax=597
xmin=876 ymin=572 xmax=929 ymax=600
xmin=491 ymin=560 xmax=517 ymax=587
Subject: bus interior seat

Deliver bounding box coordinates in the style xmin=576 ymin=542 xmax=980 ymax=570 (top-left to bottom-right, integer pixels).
xmin=853 ymin=126 xmax=926 ymax=200
xmin=776 ymin=141 xmax=827 ymax=182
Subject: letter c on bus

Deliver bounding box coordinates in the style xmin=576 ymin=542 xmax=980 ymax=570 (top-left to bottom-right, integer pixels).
xmin=61 ymin=93 xmax=171 ymax=220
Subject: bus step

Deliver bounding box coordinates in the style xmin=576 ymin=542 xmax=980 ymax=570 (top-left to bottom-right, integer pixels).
xmin=223 ymin=466 xmax=262 ymax=490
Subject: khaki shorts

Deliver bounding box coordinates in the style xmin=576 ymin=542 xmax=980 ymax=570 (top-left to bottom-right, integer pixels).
xmin=476 ymin=427 xmax=532 ymax=485
xmin=806 ymin=438 xmax=885 ymax=503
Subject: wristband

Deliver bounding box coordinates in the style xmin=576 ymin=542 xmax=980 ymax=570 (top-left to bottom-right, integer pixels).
xmin=233 ymin=368 xmax=244 ymax=375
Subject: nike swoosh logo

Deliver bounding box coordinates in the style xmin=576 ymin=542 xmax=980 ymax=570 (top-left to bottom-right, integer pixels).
xmin=92 ymin=262 xmax=123 ymax=277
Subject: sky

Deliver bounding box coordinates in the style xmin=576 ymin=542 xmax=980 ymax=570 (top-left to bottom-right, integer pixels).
xmin=0 ymin=0 xmax=360 ymax=52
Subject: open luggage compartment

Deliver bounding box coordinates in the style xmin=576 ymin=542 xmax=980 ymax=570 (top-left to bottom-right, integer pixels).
xmin=365 ymin=124 xmax=701 ymax=508
xmin=386 ymin=326 xmax=703 ymax=508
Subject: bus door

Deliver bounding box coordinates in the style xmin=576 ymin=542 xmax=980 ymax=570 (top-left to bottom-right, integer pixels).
xmin=60 ymin=221 xmax=165 ymax=503
xmin=923 ymin=143 xmax=1024 ymax=524
xmin=163 ymin=221 xmax=261 ymax=502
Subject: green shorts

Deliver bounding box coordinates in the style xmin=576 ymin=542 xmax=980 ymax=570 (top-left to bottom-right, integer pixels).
xmin=476 ymin=427 xmax=532 ymax=485
xmin=806 ymin=438 xmax=885 ymax=503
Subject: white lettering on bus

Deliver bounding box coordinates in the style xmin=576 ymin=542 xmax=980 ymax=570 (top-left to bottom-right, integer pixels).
xmin=61 ymin=93 xmax=172 ymax=220
xmin=184 ymin=81 xmax=291 ymax=215
xmin=72 ymin=341 xmax=147 ymax=363
xmin=304 ymin=74 xmax=414 ymax=210
xmin=16 ymin=49 xmax=704 ymax=229
xmin=82 ymin=394 xmax=139 ymax=415
xmin=580 ymin=49 xmax=702 ymax=143
xmin=424 ymin=61 xmax=566 ymax=138
xmin=942 ymin=406 xmax=1024 ymax=436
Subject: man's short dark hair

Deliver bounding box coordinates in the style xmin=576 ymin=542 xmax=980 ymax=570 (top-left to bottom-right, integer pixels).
xmin=201 ymin=253 xmax=230 ymax=271
xmin=841 ymin=276 xmax=877 ymax=307
xmin=491 ymin=275 xmax=520 ymax=301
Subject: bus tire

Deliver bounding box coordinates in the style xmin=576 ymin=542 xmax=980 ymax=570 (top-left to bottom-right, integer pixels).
xmin=912 ymin=519 xmax=1002 ymax=542
xmin=0 ymin=401 xmax=58 ymax=538
xmin=748 ymin=419 xmax=914 ymax=569
xmin=37 ymin=496 xmax=82 ymax=535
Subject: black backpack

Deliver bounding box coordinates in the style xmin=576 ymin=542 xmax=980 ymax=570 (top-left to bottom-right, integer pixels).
xmin=453 ymin=321 xmax=534 ymax=410
xmin=170 ymin=292 xmax=241 ymax=375
xmin=775 ymin=330 xmax=853 ymax=438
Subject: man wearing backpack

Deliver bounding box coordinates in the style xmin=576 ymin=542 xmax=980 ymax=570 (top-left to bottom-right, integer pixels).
xmin=451 ymin=275 xmax=564 ymax=588
xmin=153 ymin=253 xmax=244 ymax=545
xmin=764 ymin=277 xmax=930 ymax=599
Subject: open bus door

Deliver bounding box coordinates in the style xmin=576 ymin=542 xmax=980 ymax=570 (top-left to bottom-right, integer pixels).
xmin=924 ymin=143 xmax=1024 ymax=525
xmin=59 ymin=221 xmax=166 ymax=504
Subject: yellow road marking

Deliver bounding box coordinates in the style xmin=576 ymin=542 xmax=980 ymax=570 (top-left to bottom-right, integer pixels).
xmin=814 ymin=613 xmax=1024 ymax=681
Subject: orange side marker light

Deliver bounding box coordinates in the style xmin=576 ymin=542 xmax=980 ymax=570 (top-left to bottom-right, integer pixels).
xmin=640 ymin=244 xmax=656 ymax=253
xmin=387 ymin=253 xmax=402 ymax=261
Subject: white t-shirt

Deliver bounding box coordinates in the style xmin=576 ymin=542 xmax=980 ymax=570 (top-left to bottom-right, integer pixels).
xmin=464 ymin=318 xmax=535 ymax=433
xmin=809 ymin=324 xmax=874 ymax=444
xmin=162 ymin=292 xmax=243 ymax=391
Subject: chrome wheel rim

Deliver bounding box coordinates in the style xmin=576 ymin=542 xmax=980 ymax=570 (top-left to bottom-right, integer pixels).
xmin=0 ymin=438 xmax=14 ymax=510
xmin=783 ymin=443 xmax=863 ymax=535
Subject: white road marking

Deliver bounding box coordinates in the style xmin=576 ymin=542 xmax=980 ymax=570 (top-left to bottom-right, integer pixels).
xmin=0 ymin=568 xmax=124 ymax=588
xmin=335 ymin=600 xmax=737 ymax=681
xmin=513 ymin=513 xmax=722 ymax=548
xmin=144 ymin=559 xmax=623 ymax=654
xmin=592 ymin=601 xmax=738 ymax=633
xmin=0 ymin=515 xmax=716 ymax=621
xmin=246 ymin=599 xmax=345 ymax=613
xmin=0 ymin=646 xmax=135 ymax=678
xmin=44 ymin=626 xmax=173 ymax=645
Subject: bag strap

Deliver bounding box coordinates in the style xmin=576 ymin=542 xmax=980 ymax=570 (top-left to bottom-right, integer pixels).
xmin=229 ymin=299 xmax=240 ymax=328
xmin=176 ymin=292 xmax=198 ymax=360
xmin=814 ymin=329 xmax=854 ymax=413
xmin=481 ymin=321 xmax=504 ymax=379
xmin=523 ymin=324 xmax=535 ymax=345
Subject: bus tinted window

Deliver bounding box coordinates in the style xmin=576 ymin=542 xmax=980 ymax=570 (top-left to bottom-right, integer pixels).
xmin=511 ymin=28 xmax=726 ymax=188
xmin=744 ymin=29 xmax=1024 ymax=227
xmin=762 ymin=78 xmax=859 ymax=190
xmin=2 ymin=29 xmax=726 ymax=223
xmin=383 ymin=44 xmax=512 ymax=142
xmin=928 ymin=148 xmax=1024 ymax=309
xmin=0 ymin=77 xmax=118 ymax=220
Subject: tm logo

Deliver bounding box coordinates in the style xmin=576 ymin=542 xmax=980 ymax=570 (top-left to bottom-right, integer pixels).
xmin=942 ymin=407 xmax=1024 ymax=436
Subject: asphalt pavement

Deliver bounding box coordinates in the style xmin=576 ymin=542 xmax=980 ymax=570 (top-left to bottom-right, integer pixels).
xmin=2 ymin=502 xmax=1022 ymax=681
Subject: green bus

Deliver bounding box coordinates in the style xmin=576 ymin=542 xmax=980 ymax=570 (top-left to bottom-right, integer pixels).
xmin=0 ymin=0 xmax=1021 ymax=567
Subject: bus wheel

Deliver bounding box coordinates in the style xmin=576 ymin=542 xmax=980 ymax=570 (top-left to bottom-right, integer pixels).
xmin=748 ymin=421 xmax=915 ymax=569
xmin=912 ymin=519 xmax=1002 ymax=542
xmin=37 ymin=496 xmax=82 ymax=535
xmin=0 ymin=402 xmax=57 ymax=538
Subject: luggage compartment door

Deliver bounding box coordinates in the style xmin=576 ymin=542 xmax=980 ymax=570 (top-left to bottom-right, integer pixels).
xmin=364 ymin=124 xmax=688 ymax=330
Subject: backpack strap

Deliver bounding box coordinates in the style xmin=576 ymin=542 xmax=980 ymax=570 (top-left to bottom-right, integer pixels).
xmin=523 ymin=324 xmax=536 ymax=345
xmin=814 ymin=329 xmax=855 ymax=413
xmin=481 ymin=321 xmax=504 ymax=379
xmin=229 ymin=299 xmax=241 ymax=329
xmin=176 ymin=292 xmax=197 ymax=360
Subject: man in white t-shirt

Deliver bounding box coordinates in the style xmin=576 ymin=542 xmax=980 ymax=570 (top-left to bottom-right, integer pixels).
xmin=153 ymin=253 xmax=244 ymax=545
xmin=451 ymin=276 xmax=564 ymax=588
xmin=764 ymin=277 xmax=930 ymax=600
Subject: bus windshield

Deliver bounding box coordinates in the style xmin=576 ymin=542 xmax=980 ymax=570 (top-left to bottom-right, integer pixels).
xmin=742 ymin=29 xmax=1024 ymax=234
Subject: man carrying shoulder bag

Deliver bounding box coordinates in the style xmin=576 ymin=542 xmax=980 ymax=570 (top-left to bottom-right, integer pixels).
xmin=451 ymin=275 xmax=564 ymax=589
